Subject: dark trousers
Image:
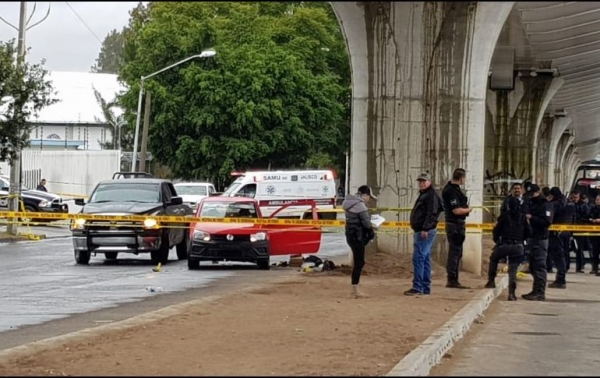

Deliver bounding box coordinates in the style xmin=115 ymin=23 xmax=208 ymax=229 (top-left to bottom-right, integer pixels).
xmin=488 ymin=243 xmax=524 ymax=289
xmin=548 ymin=232 xmax=567 ymax=284
xmin=527 ymin=238 xmax=549 ymax=295
xmin=347 ymin=238 xmax=365 ymax=285
xmin=574 ymin=236 xmax=588 ymax=271
xmin=562 ymin=233 xmax=572 ymax=272
xmin=591 ymin=237 xmax=600 ymax=273
xmin=445 ymin=221 xmax=466 ymax=283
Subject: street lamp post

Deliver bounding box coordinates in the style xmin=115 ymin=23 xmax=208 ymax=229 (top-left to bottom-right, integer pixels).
xmin=130 ymin=49 xmax=216 ymax=172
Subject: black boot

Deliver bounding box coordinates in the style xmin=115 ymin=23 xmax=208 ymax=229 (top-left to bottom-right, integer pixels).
xmin=485 ymin=280 xmax=496 ymax=289
xmin=507 ymin=282 xmax=517 ymax=301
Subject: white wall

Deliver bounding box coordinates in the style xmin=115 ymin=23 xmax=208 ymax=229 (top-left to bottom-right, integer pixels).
xmin=21 ymin=149 xmax=119 ymax=196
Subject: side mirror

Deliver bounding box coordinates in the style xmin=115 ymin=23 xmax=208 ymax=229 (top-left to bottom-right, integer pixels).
xmin=74 ymin=198 xmax=86 ymax=206
xmin=170 ymin=196 xmax=183 ymax=206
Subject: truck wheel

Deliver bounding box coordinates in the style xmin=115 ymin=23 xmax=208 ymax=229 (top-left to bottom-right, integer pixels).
xmin=176 ymin=232 xmax=188 ymax=260
xmin=74 ymin=250 xmax=90 ymax=265
xmin=188 ymin=258 xmax=200 ymax=270
xmin=105 ymin=252 xmax=118 ymax=260
xmin=151 ymin=231 xmax=170 ymax=265
xmin=21 ymin=205 xmax=36 ymax=223
xmin=257 ymin=258 xmax=270 ymax=270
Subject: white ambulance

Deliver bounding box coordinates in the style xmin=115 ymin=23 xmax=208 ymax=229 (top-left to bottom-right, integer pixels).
xmin=222 ymin=170 xmax=337 ymax=219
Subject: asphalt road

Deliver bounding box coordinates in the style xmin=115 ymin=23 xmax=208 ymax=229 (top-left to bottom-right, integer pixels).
xmin=0 ymin=229 xmax=348 ymax=338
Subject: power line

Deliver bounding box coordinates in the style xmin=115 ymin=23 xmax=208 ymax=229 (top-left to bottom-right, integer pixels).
xmin=64 ymin=1 xmax=102 ymax=45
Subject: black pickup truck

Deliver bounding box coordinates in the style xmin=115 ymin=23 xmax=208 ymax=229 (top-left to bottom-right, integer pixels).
xmin=71 ymin=172 xmax=193 ymax=265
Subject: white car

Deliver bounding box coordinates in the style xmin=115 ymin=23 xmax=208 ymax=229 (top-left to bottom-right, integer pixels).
xmin=174 ymin=182 xmax=217 ymax=210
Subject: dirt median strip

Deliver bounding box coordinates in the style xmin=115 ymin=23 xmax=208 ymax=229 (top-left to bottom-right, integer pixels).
xmin=0 ymin=266 xmax=484 ymax=376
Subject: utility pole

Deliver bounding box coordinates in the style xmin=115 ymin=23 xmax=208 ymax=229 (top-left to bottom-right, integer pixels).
xmin=139 ymin=92 xmax=151 ymax=172
xmin=7 ymin=1 xmax=28 ymax=235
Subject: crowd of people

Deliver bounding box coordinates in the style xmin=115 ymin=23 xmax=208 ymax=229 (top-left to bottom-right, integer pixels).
xmin=341 ymin=170 xmax=599 ymax=301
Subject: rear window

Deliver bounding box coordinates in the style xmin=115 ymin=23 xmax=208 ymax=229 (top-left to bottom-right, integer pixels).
xmin=90 ymin=183 xmax=160 ymax=203
xmin=199 ymin=201 xmax=257 ymax=218
xmin=176 ymin=185 xmax=208 ymax=196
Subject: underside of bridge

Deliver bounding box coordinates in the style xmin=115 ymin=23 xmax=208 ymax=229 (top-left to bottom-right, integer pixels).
xmin=331 ymin=1 xmax=600 ymax=275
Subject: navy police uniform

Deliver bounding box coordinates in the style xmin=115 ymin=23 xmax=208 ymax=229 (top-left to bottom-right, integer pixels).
xmin=442 ymin=181 xmax=469 ymax=287
xmin=523 ymin=185 xmax=554 ymax=301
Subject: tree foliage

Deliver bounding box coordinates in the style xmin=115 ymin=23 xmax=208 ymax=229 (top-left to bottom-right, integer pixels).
xmin=91 ymin=28 xmax=126 ymax=74
xmin=119 ymin=2 xmax=350 ymax=183
xmin=0 ymin=40 xmax=57 ymax=162
xmin=92 ymin=88 xmax=132 ymax=150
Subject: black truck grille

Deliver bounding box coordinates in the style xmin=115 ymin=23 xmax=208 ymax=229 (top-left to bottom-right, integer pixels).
xmin=87 ymin=221 xmax=141 ymax=231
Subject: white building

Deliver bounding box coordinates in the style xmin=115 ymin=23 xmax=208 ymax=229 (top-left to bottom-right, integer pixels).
xmin=28 ymin=71 xmax=126 ymax=151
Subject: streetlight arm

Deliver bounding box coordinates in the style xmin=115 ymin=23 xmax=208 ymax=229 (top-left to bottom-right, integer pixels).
xmin=141 ymin=54 xmax=202 ymax=82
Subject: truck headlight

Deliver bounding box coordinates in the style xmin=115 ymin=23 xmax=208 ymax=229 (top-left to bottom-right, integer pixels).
xmin=194 ymin=230 xmax=210 ymax=242
xmin=143 ymin=218 xmax=158 ymax=229
xmin=250 ymin=232 xmax=266 ymax=242
xmin=38 ymin=200 xmax=50 ymax=207
xmin=71 ymin=218 xmax=86 ymax=230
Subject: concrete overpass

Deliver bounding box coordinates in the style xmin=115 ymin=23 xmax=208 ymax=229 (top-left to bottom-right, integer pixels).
xmin=331 ymin=1 xmax=600 ymax=274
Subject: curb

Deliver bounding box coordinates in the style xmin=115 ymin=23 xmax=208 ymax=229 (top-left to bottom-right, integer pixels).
xmin=0 ymin=276 xmax=296 ymax=363
xmin=386 ymin=275 xmax=509 ymax=376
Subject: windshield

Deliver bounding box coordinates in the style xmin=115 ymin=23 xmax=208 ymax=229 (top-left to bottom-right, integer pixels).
xmin=199 ymin=201 xmax=257 ymax=218
xmin=176 ymin=185 xmax=208 ymax=196
xmin=89 ymin=183 xmax=160 ymax=203
xmin=223 ymin=178 xmax=244 ymax=196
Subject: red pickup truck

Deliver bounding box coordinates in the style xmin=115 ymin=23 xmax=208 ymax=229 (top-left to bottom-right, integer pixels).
xmin=187 ymin=196 xmax=322 ymax=270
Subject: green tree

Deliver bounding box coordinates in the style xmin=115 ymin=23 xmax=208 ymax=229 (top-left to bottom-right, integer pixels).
xmin=91 ymin=28 xmax=126 ymax=74
xmin=0 ymin=40 xmax=56 ymax=162
xmin=92 ymin=88 xmax=132 ymax=150
xmin=119 ymin=2 xmax=350 ymax=183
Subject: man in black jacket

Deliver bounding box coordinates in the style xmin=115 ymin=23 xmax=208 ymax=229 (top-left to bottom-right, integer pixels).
xmin=571 ymin=190 xmax=590 ymax=273
xmin=405 ymin=173 xmax=442 ymax=296
xmin=442 ymin=168 xmax=473 ymax=289
xmin=522 ymin=184 xmax=554 ymax=301
xmin=486 ymin=196 xmax=532 ymax=301
xmin=547 ymin=187 xmax=573 ymax=288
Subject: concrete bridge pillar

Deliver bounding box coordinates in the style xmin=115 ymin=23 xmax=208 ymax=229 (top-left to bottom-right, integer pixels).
xmin=332 ymin=1 xmax=515 ymax=275
xmin=546 ymin=117 xmax=573 ymax=187
xmin=484 ymin=75 xmax=563 ymax=198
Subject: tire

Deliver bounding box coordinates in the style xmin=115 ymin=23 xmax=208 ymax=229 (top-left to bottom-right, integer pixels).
xmin=151 ymin=231 xmax=170 ymax=265
xmin=75 ymin=250 xmax=90 ymax=265
xmin=105 ymin=252 xmax=118 ymax=260
xmin=257 ymin=258 xmax=270 ymax=270
xmin=188 ymin=258 xmax=200 ymax=270
xmin=21 ymin=205 xmax=36 ymax=223
xmin=176 ymin=231 xmax=188 ymax=260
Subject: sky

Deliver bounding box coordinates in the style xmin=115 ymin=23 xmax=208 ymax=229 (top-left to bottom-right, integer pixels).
xmin=0 ymin=1 xmax=139 ymax=72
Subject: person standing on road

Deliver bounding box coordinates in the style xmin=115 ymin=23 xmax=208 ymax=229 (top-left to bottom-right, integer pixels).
xmin=442 ymin=168 xmax=473 ymax=289
xmin=405 ymin=173 xmax=443 ymax=296
xmin=343 ymin=185 xmax=376 ymax=298
xmin=570 ymin=190 xmax=590 ymax=273
xmin=522 ymin=184 xmax=554 ymax=301
xmin=588 ymin=195 xmax=600 ymax=276
xmin=486 ymin=196 xmax=532 ymax=301
xmin=547 ymin=187 xmax=573 ymax=289
xmin=36 ymin=178 xmax=47 ymax=192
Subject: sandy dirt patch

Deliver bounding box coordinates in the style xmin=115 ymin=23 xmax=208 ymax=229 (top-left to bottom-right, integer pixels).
xmin=0 ymin=250 xmax=484 ymax=377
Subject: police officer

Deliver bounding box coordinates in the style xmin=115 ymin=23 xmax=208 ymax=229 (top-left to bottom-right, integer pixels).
xmin=522 ymin=184 xmax=554 ymax=301
xmin=486 ymin=196 xmax=532 ymax=301
xmin=500 ymin=183 xmax=528 ymax=215
xmin=547 ymin=187 xmax=573 ymax=289
xmin=442 ymin=168 xmax=473 ymax=289
xmin=571 ymin=190 xmax=590 ymax=273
